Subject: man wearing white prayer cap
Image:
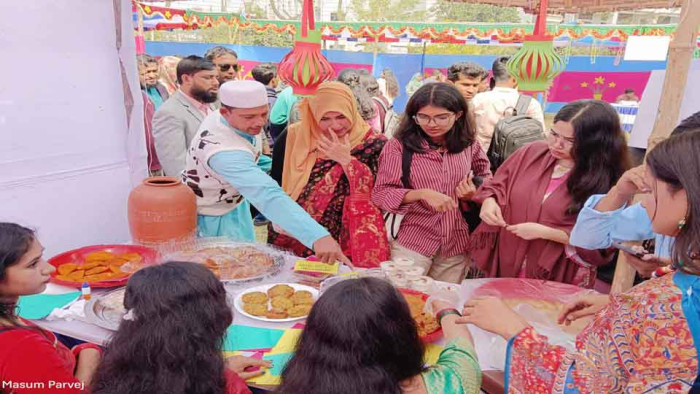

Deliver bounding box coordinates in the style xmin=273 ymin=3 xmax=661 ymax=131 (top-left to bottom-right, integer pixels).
xmin=184 ymin=80 xmax=350 ymax=265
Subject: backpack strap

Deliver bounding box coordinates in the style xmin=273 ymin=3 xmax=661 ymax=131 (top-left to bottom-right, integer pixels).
xmin=400 ymin=143 xmax=413 ymax=188
xmin=514 ymin=95 xmax=533 ymax=116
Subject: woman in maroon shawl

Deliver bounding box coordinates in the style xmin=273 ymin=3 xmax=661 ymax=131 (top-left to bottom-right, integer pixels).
xmin=470 ymin=100 xmax=630 ymax=286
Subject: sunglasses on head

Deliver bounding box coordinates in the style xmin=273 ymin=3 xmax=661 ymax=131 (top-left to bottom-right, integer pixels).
xmin=217 ymin=63 xmax=240 ymax=72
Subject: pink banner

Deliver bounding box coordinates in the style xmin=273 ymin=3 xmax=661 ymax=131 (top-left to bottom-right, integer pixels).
xmin=135 ymin=36 xmax=146 ymax=55
xmin=547 ymin=71 xmax=651 ymax=103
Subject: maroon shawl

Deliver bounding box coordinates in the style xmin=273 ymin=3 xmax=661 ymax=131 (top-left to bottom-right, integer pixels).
xmin=470 ymin=141 xmax=612 ymax=284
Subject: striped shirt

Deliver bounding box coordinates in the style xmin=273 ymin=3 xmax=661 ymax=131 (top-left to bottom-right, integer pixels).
xmin=371 ymin=138 xmax=492 ymax=258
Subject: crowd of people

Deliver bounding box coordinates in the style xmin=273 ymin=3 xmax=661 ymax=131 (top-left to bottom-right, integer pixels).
xmin=1 ymin=45 xmax=699 ymax=393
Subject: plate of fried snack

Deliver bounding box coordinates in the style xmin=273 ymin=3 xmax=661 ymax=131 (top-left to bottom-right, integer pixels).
xmin=234 ymin=283 xmax=318 ymax=322
xmin=49 ymin=245 xmax=159 ymax=288
xmin=399 ymin=288 xmax=443 ymax=343
xmin=166 ymin=244 xmax=283 ymax=284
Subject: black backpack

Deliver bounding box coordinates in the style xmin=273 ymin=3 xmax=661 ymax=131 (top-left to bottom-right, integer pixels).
xmin=487 ymin=95 xmax=544 ymax=173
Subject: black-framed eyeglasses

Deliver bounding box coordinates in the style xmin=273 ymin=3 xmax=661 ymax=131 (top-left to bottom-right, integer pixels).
xmin=217 ymin=63 xmax=240 ymax=72
xmin=413 ymin=113 xmax=455 ymax=127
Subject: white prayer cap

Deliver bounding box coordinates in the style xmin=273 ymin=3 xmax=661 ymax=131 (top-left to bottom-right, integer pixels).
xmin=219 ymin=80 xmax=268 ymax=108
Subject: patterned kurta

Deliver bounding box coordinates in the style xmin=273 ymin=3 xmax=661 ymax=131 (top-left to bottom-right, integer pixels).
xmin=505 ymin=272 xmax=699 ymax=393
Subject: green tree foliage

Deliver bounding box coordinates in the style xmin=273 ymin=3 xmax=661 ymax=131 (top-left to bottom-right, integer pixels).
xmin=429 ymin=2 xmax=521 ymax=23
xmin=152 ymin=25 xmax=294 ymax=47
xmin=350 ymin=0 xmax=426 ymax=22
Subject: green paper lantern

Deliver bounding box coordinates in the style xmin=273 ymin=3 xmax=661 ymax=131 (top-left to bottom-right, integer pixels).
xmin=507 ymin=39 xmax=565 ymax=92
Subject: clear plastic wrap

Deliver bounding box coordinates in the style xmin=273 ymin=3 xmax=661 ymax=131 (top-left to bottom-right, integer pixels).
xmin=162 ymin=237 xmax=292 ymax=287
xmin=460 ymin=278 xmax=596 ymax=371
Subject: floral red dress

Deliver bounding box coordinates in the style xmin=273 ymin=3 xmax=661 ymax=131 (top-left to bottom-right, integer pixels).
xmin=269 ymin=130 xmax=390 ymax=267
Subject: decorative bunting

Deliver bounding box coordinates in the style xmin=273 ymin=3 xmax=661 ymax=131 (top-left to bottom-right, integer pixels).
xmin=133 ymin=2 xmax=688 ymax=43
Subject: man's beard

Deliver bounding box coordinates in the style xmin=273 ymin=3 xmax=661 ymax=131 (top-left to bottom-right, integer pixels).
xmin=191 ymin=86 xmax=218 ymax=103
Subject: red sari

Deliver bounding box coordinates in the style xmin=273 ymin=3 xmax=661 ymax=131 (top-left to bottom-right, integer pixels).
xmin=470 ymin=141 xmax=613 ymax=286
xmin=269 ymin=130 xmax=390 ymax=267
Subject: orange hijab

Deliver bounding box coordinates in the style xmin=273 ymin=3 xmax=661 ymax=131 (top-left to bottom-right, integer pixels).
xmin=282 ymin=82 xmax=370 ymax=201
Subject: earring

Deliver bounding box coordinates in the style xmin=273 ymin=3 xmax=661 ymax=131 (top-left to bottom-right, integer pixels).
xmin=678 ymin=219 xmax=687 ymax=230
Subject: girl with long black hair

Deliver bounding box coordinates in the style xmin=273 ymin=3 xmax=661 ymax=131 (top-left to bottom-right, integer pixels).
xmin=372 ymin=83 xmax=492 ymax=283
xmin=0 ymin=222 xmax=101 ymax=392
xmin=471 ymin=99 xmax=630 ymax=286
xmin=278 ymin=277 xmax=481 ymax=394
xmin=91 ymin=261 xmax=269 ymax=394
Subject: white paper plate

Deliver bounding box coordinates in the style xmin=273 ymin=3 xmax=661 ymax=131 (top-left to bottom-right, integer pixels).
xmin=233 ymin=283 xmax=319 ymax=323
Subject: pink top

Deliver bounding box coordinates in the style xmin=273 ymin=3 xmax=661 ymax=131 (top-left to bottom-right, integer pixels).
xmin=544 ymin=170 xmax=569 ymax=201
xmin=518 ymin=164 xmax=569 ymax=278
xmin=372 ymin=138 xmax=492 ymax=258
xmin=179 ymin=89 xmax=211 ymax=116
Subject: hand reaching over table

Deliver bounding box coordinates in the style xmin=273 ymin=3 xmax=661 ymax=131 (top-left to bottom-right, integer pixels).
xmin=457 ymin=297 xmax=529 ymax=340
xmin=557 ymin=293 xmax=610 ymax=326
xmin=226 ymin=355 xmax=273 ymax=380
xmin=312 ymin=235 xmax=354 ymax=268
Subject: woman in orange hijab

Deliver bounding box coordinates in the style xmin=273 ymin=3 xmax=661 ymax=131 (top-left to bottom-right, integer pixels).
xmin=268 ymin=82 xmax=390 ymax=267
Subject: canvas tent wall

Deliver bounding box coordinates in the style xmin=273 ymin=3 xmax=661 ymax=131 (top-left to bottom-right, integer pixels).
xmin=0 ymin=0 xmax=147 ymax=256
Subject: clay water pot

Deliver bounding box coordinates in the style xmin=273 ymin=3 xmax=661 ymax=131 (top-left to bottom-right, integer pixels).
xmin=128 ymin=177 xmax=197 ymax=247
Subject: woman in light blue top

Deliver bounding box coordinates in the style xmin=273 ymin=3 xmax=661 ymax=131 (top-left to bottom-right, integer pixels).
xmin=570 ymin=111 xmax=700 ymax=276
xmin=569 ymin=165 xmax=674 ymax=277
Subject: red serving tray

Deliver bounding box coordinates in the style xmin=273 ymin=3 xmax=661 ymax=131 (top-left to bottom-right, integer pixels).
xmin=48 ymin=244 xmax=159 ymax=289
xmin=399 ymin=288 xmax=444 ymax=343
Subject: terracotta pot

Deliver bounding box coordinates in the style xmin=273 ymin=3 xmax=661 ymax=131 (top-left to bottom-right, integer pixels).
xmin=128 ymin=177 xmax=197 ymax=247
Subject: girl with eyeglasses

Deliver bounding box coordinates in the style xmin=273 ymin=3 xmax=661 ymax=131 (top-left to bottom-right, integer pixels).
xmin=372 ymin=83 xmax=492 ymax=283
xmin=470 ymin=100 xmax=630 ymax=286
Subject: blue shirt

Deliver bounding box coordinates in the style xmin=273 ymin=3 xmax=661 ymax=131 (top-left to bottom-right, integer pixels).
xmin=145 ymin=86 xmax=164 ymax=110
xmin=570 ymin=194 xmax=674 ymax=257
xmin=207 ymin=148 xmax=328 ymax=249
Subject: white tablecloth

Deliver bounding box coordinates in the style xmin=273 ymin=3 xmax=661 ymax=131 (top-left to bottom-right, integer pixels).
xmin=33 ymin=264 xmax=588 ymax=374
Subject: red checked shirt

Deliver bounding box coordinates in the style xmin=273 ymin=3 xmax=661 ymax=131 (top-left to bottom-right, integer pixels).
xmin=371 ymin=138 xmax=492 ymax=258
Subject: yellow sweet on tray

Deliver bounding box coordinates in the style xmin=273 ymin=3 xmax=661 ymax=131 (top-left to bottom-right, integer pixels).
xmin=55 ymin=250 xmax=142 ymax=283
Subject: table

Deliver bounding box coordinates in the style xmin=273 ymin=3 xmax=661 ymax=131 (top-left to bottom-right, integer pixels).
xmin=37 ymin=255 xmax=316 ymax=345
xmin=35 ymin=264 xmax=589 ymax=394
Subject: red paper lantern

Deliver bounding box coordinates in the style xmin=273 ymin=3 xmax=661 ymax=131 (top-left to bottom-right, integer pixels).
xmin=277 ymin=0 xmax=335 ymax=96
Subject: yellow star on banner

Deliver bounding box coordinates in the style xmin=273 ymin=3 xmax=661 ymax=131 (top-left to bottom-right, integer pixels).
xmin=594 ymin=76 xmax=605 ymax=85
xmin=580 ymin=82 xmax=589 ymax=88
xmin=608 ymin=82 xmax=616 ymax=88
xmin=165 ymin=11 xmax=172 ymax=19
xmin=144 ymin=6 xmax=151 ymax=13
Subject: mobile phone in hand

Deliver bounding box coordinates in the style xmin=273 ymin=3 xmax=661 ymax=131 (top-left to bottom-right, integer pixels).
xmin=612 ymin=241 xmax=647 ymax=258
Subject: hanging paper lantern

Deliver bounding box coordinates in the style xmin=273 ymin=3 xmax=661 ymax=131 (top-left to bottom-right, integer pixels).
xmin=506 ymin=38 xmax=564 ymax=92
xmin=505 ymin=0 xmax=564 ymax=93
xmin=277 ymin=0 xmax=335 ymax=96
